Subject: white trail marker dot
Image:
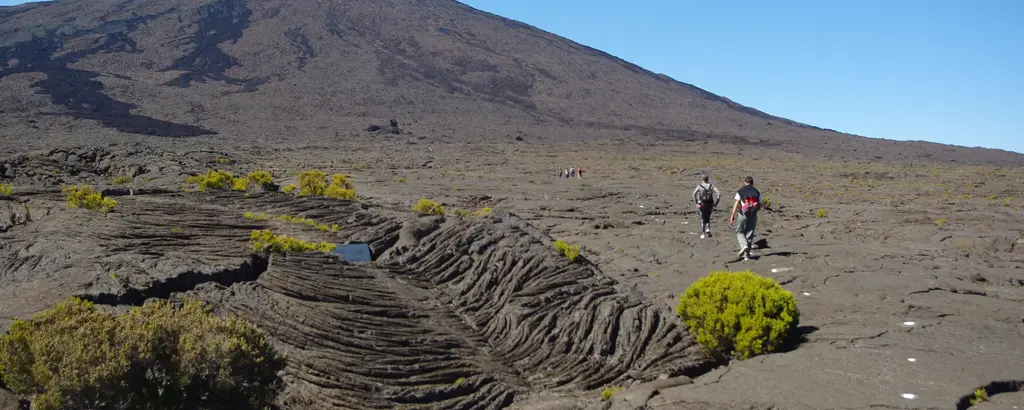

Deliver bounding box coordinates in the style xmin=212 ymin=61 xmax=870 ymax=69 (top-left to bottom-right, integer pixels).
xmin=902 ymin=321 xmax=916 ymax=326
xmin=901 ymin=393 xmax=917 ymax=400
xmin=907 ymin=358 xmax=917 ymax=362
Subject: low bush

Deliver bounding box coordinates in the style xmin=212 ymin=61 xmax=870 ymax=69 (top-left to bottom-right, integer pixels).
xmin=245 ymin=170 xmax=276 ymax=191
xmin=970 ymin=387 xmax=989 ymax=405
xmin=186 ymin=170 xmax=235 ymax=192
xmin=243 ymin=212 xmax=269 ymax=221
xmin=249 ymin=229 xmax=336 ymax=254
xmin=0 ymin=297 xmax=284 ymax=410
xmin=0 ymin=184 xmax=12 ymax=197
xmin=474 ymin=207 xmax=492 ymax=217
xmin=296 ymin=170 xmax=356 ymax=199
xmin=412 ymin=198 xmax=445 ymax=215
xmin=553 ymin=239 xmax=580 ymax=262
xmin=112 ymin=175 xmax=133 ymax=185
xmin=933 ymin=218 xmax=948 ymax=228
xmin=816 ymin=209 xmax=828 ymax=218
xmin=282 ymin=184 xmax=297 ymax=193
xmin=452 ymin=209 xmax=470 ymax=218
xmin=63 ymin=185 xmax=117 ymax=213
xmin=675 ymin=271 xmax=799 ymax=360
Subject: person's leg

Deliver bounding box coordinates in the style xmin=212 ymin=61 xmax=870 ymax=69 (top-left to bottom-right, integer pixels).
xmin=735 ymin=214 xmax=749 ymax=254
xmin=744 ymin=213 xmax=758 ymax=254
xmin=701 ymin=204 xmax=713 ymax=234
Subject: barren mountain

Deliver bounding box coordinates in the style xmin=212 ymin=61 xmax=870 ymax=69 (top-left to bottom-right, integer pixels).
xmin=1 ymin=0 xmax=1020 ymax=164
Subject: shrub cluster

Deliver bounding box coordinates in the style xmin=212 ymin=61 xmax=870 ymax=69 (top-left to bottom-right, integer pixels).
xmin=0 ymin=298 xmax=284 ymax=410
xmin=112 ymin=175 xmax=133 ymax=185
xmin=187 ymin=170 xmax=276 ymax=193
xmin=295 ymin=170 xmax=356 ymax=200
xmin=553 ymin=239 xmax=580 ymax=261
xmin=63 ymin=185 xmax=117 ymax=213
xmin=675 ymin=271 xmax=799 ymax=360
xmin=412 ymin=198 xmax=445 ymax=215
xmin=250 ymin=229 xmax=336 ymax=254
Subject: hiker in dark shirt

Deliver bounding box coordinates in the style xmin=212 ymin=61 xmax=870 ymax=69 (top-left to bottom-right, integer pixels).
xmin=729 ymin=176 xmax=761 ymax=260
xmin=691 ymin=174 xmax=720 ymax=238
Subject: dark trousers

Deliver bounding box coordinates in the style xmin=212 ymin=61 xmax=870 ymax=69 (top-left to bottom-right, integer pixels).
xmin=699 ymin=201 xmax=714 ymax=233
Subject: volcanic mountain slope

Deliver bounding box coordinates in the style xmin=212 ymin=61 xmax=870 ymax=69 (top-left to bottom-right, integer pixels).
xmin=1 ymin=0 xmax=1020 ymax=164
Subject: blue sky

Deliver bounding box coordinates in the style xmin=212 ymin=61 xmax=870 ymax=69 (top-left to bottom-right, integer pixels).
xmin=3 ymin=0 xmax=1021 ymax=153
xmin=460 ymin=0 xmax=1023 ymax=154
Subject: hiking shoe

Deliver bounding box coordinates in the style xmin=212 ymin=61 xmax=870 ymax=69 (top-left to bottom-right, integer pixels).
xmin=700 ymin=234 xmax=706 ymax=239
xmin=706 ymin=232 xmax=712 ymax=238
xmin=738 ymin=246 xmax=749 ymax=257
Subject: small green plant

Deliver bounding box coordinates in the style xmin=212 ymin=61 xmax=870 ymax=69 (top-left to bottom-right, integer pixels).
xmin=185 ymin=169 xmax=235 ymax=192
xmin=816 ymin=209 xmax=828 ymax=218
xmin=63 ymin=185 xmax=117 ymax=213
xmin=296 ymin=170 xmax=356 ymax=199
xmin=454 ymin=377 xmax=466 ymax=385
xmin=215 ymin=156 xmax=232 ymax=164
xmin=249 ymin=229 xmax=336 ymax=254
xmin=112 ymin=175 xmax=133 ymax=185
xmin=282 ymin=184 xmax=297 ymax=194
xmin=232 ymin=177 xmax=249 ymax=191
xmin=969 ymin=387 xmax=989 ymax=405
xmin=675 ymin=271 xmax=799 ymax=360
xmin=0 ymin=297 xmax=284 ymax=410
xmin=761 ymin=197 xmax=774 ymax=210
xmin=553 ymin=239 xmax=580 ymax=262
xmin=452 ymin=209 xmax=470 ymax=218
xmin=243 ymin=212 xmax=270 ymax=221
xmin=600 ymin=386 xmax=621 ymax=401
xmin=474 ymin=207 xmax=492 ymax=217
xmin=984 ymin=195 xmax=999 ymax=201
xmin=412 ymin=198 xmax=445 ymax=215
xmin=0 ymin=184 xmax=12 ymax=197
xmin=933 ymin=218 xmax=948 ymax=228
xmin=397 ymin=177 xmax=406 ymax=183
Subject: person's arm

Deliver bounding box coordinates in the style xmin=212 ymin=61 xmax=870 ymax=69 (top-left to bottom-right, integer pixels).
xmin=729 ymin=199 xmax=740 ymax=224
xmin=692 ymin=187 xmax=700 ymax=205
xmin=713 ymin=186 xmax=721 ymax=207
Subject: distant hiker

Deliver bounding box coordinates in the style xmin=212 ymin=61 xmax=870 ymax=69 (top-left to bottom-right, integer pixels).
xmin=729 ymin=176 xmax=761 ymax=260
xmin=569 ymin=167 xmax=576 ymax=178
xmin=564 ymin=168 xmax=570 ymax=178
xmin=691 ymin=175 xmax=720 ymax=238
xmin=576 ymin=167 xmax=583 ymax=179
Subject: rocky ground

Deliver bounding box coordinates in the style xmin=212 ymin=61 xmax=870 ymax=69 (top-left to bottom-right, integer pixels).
xmin=1 ymin=140 xmax=1022 ymax=409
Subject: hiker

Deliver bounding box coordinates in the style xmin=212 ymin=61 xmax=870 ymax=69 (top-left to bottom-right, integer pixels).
xmin=691 ymin=174 xmax=720 ymax=238
xmin=576 ymin=167 xmax=583 ymax=179
xmin=729 ymin=176 xmax=761 ymax=260
xmin=569 ymin=167 xmax=576 ymax=178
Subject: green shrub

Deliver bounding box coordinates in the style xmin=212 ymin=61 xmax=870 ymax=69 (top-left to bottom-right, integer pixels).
xmin=243 ymin=212 xmax=269 ymax=221
xmin=63 ymin=185 xmax=116 ymax=213
xmin=933 ymin=218 xmax=948 ymax=228
xmin=244 ymin=170 xmax=276 ymax=191
xmin=215 ymin=156 xmax=232 ymax=164
xmin=452 ymin=209 xmax=470 ymax=218
xmin=474 ymin=207 xmax=492 ymax=217
xmin=0 ymin=184 xmax=12 ymax=197
xmin=282 ymin=184 xmax=297 ymax=194
xmin=600 ymin=386 xmax=621 ymax=401
xmin=296 ymin=170 xmax=356 ymax=199
xmin=0 ymin=297 xmax=284 ymax=410
xmin=970 ymin=387 xmax=989 ymax=405
xmin=675 ymin=271 xmax=799 ymax=360
xmin=397 ymin=177 xmax=406 ymax=183
xmin=186 ymin=170 xmax=235 ymax=192
xmin=412 ymin=198 xmax=445 ymax=215
xmin=249 ymin=229 xmax=336 ymax=254
xmin=112 ymin=175 xmax=133 ymax=185
xmin=816 ymin=209 xmax=828 ymax=218
xmin=553 ymin=239 xmax=580 ymax=261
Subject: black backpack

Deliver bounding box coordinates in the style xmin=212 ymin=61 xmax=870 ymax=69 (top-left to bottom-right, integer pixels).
xmin=699 ymin=184 xmax=715 ymax=203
